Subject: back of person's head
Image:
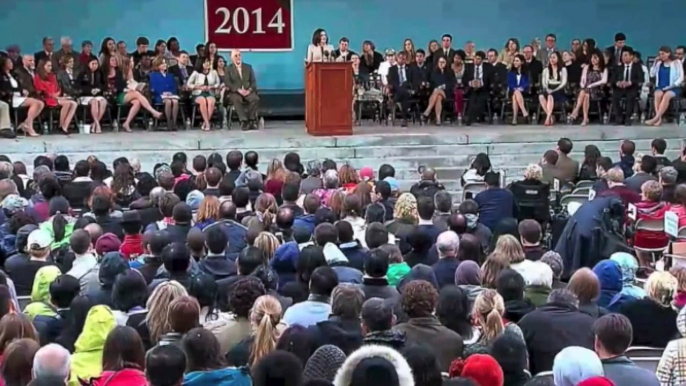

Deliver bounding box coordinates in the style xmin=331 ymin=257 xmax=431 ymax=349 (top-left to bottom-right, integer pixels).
xmin=621 ymin=140 xmax=635 ymax=156
xmin=547 ymin=288 xmax=579 ymax=307
xmin=436 ymin=231 xmax=460 ymax=258
xmin=365 ymin=222 xmax=388 ymax=249
xmin=102 ymin=326 xmax=145 ymax=372
xmin=484 ymin=172 xmax=500 ymax=187
xmin=335 ymin=221 xmax=354 ymax=243
xmin=341 ymin=194 xmax=363 ymax=218
xmin=32 ymin=343 xmax=71 ymax=382
xmin=364 ymin=248 xmax=389 ymax=278
xmin=218 ymin=200 xmax=237 ymax=221
xmin=296 ymin=246 xmax=327 ymax=285
xmin=303 ymin=194 xmax=321 ymax=215
xmin=496 ymin=268 xmax=525 ymax=302
xmin=249 ymin=295 xmax=283 ymax=365
xmin=402 ymin=280 xmax=438 ymax=318
xmin=48 ymin=275 xmax=80 ymax=309
xmin=543 ymin=150 xmax=559 ymax=165
xmin=651 ymin=138 xmax=667 ymax=154
xmin=158 ymin=192 xmax=181 ymax=218
xmin=518 ymin=219 xmax=541 ymax=245
xmin=309 ymin=266 xmax=338 ymax=297
xmin=252 ymin=350 xmax=303 ymax=386
xmin=282 ymin=181 xmax=300 ymax=203
xmin=237 ymin=246 xmax=265 ymax=275
xmin=365 ymin=203 xmax=386 ymax=225
xmin=606 ymin=166 xmax=624 ymax=183
xmin=402 ymin=344 xmax=443 ymax=386
xmin=73 ymin=160 xmax=90 ymax=177
xmin=229 ymin=277 xmax=266 ymax=318
xmin=226 ymin=150 xmax=243 ymax=171
xmin=597 ymin=157 xmax=613 ymax=174
xmin=205 ymin=167 xmax=222 ymax=187
xmin=112 ymin=269 xmax=148 ymax=313
xmin=592 ymin=313 xmax=633 ymax=357
xmin=168 ymin=296 xmax=200 ymax=334
xmin=161 ymin=242 xmax=190 ymax=274
xmin=314 ymin=223 xmax=337 ymax=246
xmin=2 ymin=338 xmax=40 ymax=386
xmin=69 ymin=229 xmax=91 ymax=255
xmin=434 ymin=191 xmax=452 ymax=213
xmin=331 ymin=284 xmax=365 ymax=320
xmin=145 ymin=345 xmax=186 ymax=386
xmin=361 ymin=297 xmax=395 ymax=333
xmin=148 ymin=230 xmax=171 ymax=256
xmin=378 ymin=164 xmax=395 ymax=180
xmin=276 ymin=207 xmax=295 ymax=230
xmin=557 ymin=138 xmax=573 ymax=154
xmin=0 ymin=314 xmax=38 ymax=352
xmin=472 ymin=289 xmax=505 ymax=342
xmin=181 ymin=327 xmax=224 ymax=372
xmin=490 ymin=331 xmax=528 ymax=382
xmin=660 ymin=166 xmax=679 ymax=185
xmin=416 ymin=196 xmax=435 ymax=220
xmin=567 ymin=268 xmax=600 ymax=304
xmin=640 ymin=155 xmax=658 ymax=174
xmin=205 ymin=225 xmax=228 ymax=255
xmin=0 ymin=286 xmax=14 ymax=320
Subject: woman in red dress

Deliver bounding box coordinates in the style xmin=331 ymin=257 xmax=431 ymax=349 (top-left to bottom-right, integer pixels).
xmin=33 ymin=59 xmax=78 ymax=134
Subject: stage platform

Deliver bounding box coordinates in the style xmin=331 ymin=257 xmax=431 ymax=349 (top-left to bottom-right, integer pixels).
xmin=5 ymin=121 xmax=686 ymax=198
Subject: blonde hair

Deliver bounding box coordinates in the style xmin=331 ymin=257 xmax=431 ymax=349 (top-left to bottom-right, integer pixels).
xmin=266 ymin=159 xmax=286 ymax=182
xmin=254 ymin=193 xmax=277 ymax=230
xmin=146 ymin=281 xmax=188 ymax=344
xmin=524 ymin=164 xmax=543 ymax=181
xmin=393 ymin=193 xmax=418 ymax=223
xmin=254 ymin=232 xmax=280 ymax=263
xmin=671 ymin=266 xmax=686 ymax=291
xmin=152 ymin=56 xmax=166 ymax=70
xmin=492 ymin=234 xmax=525 ymax=264
xmin=250 ymin=295 xmax=282 ymax=365
xmin=197 ymin=196 xmax=220 ymax=223
xmin=641 ymin=180 xmax=663 ymax=202
xmin=472 ymin=289 xmax=505 ymax=343
xmin=481 ymin=254 xmax=509 ymax=288
xmin=645 ymin=271 xmax=677 ymax=307
xmin=606 ymin=167 xmax=625 ymax=183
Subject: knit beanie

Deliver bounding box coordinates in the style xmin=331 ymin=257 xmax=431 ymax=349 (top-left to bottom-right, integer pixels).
xmin=303 ymin=345 xmax=346 ymax=382
xmin=577 ymin=377 xmax=616 ymax=386
xmin=449 ymin=354 xmax=504 ymax=386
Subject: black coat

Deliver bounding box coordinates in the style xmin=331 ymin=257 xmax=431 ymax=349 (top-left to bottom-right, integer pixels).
xmin=619 ymin=297 xmax=679 ymax=348
xmin=518 ymin=302 xmax=595 ymax=375
xmin=79 ymin=70 xmax=106 ymax=97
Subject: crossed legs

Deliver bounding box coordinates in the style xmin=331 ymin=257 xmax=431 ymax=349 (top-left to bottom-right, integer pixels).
xmin=646 ymin=90 xmax=675 ymax=126
xmin=89 ymin=98 xmax=108 ymax=133
xmin=511 ymin=90 xmax=528 ymax=123
xmin=122 ymin=90 xmax=162 ymax=132
xmin=19 ymin=98 xmax=44 ymax=136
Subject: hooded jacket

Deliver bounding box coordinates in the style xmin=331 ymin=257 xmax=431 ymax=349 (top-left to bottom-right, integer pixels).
xmin=198 ymin=253 xmax=237 ymax=280
xmin=293 ymin=214 xmax=316 ymax=235
xmin=592 ymin=260 xmax=623 ymax=309
xmin=324 ymin=243 xmax=363 ymax=284
xmin=183 ymin=367 xmax=251 ymax=386
xmin=69 ymin=305 xmax=116 ymax=386
xmin=333 ymin=344 xmax=415 ymax=386
xmin=91 ymin=368 xmax=147 ymax=386
xmin=40 ymin=216 xmax=76 ymax=250
xmin=24 ymin=265 xmax=61 ymax=319
xmin=272 ymin=241 xmax=299 ymax=288
xmin=608 ymin=252 xmax=645 ymax=310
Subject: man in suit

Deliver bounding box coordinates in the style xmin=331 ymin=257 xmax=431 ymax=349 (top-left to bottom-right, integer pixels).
xmin=606 ymin=33 xmax=626 ymax=69
xmin=224 ymin=49 xmax=260 ymax=131
xmin=462 ymin=51 xmax=491 ymax=125
xmin=410 ymin=49 xmax=431 ymax=105
xmin=169 ymin=51 xmax=194 ymax=87
xmin=611 ymin=46 xmax=643 ymax=126
xmin=523 ymin=45 xmax=543 ymax=89
xmin=386 ymin=51 xmax=416 ymax=128
xmin=130 ymin=37 xmax=151 ymax=66
xmin=190 ymin=44 xmax=205 ymax=68
xmin=52 ymin=36 xmax=80 ymax=72
xmin=15 ymin=55 xmax=37 ymax=96
xmin=433 ymin=34 xmax=456 ymax=66
xmin=536 ymin=33 xmax=557 ymax=66
xmin=334 ymin=37 xmax=356 ymax=62
xmin=555 ymin=137 xmax=579 ymax=183
xmin=486 ymin=49 xmax=507 ymax=87
xmin=34 ymin=37 xmax=54 ymax=65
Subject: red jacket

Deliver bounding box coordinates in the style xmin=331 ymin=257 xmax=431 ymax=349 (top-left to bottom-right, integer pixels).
xmin=634 ymin=200 xmax=670 ymax=249
xmin=91 ymin=369 xmax=147 ymax=386
xmin=120 ymin=234 xmax=144 ymax=260
xmin=33 ymin=72 xmax=60 ymax=107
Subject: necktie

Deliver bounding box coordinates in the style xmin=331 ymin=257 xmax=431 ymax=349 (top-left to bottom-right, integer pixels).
xmin=477 ymin=66 xmax=481 ymax=81
xmin=399 ymin=66 xmax=405 ymax=83
xmin=237 ymin=65 xmax=242 ymax=79
xmin=616 ymin=48 xmax=621 ymax=64
xmin=624 ymin=65 xmax=629 ymax=82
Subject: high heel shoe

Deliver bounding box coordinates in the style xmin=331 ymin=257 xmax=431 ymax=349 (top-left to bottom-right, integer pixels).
xmin=17 ymin=123 xmax=39 ymax=137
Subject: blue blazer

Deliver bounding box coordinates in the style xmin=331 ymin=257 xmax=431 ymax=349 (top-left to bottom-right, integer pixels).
xmin=507 ymin=71 xmax=529 ymax=91
xmin=149 ymin=71 xmax=179 ymax=104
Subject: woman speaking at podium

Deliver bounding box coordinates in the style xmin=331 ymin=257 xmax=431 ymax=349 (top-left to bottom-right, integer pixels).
xmin=306 ymin=28 xmax=335 ymax=63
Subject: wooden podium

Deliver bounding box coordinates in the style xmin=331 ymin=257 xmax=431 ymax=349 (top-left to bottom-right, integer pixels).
xmin=305 ymin=62 xmax=353 ymax=136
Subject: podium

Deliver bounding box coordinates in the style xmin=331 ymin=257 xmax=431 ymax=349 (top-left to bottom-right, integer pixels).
xmin=305 ymin=62 xmax=353 ymax=136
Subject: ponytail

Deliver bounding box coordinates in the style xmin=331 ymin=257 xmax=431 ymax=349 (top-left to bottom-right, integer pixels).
xmin=249 ymin=295 xmax=282 ymax=366
xmin=482 ymin=307 xmax=504 ymax=342
xmin=472 ymin=289 xmax=505 ymax=343
xmin=195 ymin=172 xmax=207 ymax=191
xmin=53 ymin=213 xmax=67 ymax=243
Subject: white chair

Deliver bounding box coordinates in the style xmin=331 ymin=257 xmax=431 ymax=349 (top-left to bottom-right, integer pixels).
xmin=626 ymin=346 xmax=664 ymax=373
xmin=572 ymin=187 xmax=591 ymax=196
xmin=560 ymin=194 xmax=589 ymax=211
xmin=634 ymin=218 xmax=670 ymax=256
xmin=462 ymin=182 xmax=487 ymax=201
xmin=575 ymin=180 xmax=594 ymax=190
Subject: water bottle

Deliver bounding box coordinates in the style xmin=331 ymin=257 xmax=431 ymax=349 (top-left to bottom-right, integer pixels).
xmin=185 ymin=118 xmax=191 ymax=129
xmin=566 ymin=115 xmax=573 ymax=125
xmin=457 ymin=114 xmax=463 ymax=126
xmin=42 ymin=122 xmax=49 ymax=135
xmin=258 ymin=117 xmax=265 ymax=130
xmin=630 ymin=113 xmax=637 ymax=123
xmin=602 ymin=112 xmax=609 ymax=125
xmin=112 ymin=120 xmax=119 ymax=131
xmin=78 ymin=122 xmax=84 ymax=134
xmin=148 ymin=118 xmax=154 ymax=130
xmin=222 ymin=116 xmax=228 ymax=129
xmin=680 ymin=113 xmax=686 ymax=126
xmin=640 ymin=113 xmax=646 ymax=125
xmin=531 ymin=113 xmax=538 ymax=125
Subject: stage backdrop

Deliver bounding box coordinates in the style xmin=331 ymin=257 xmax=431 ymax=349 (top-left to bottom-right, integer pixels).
xmin=1 ymin=0 xmax=685 ymax=90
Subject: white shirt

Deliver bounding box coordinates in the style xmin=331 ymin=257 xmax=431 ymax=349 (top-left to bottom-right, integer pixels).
xmin=379 ymin=61 xmax=394 ymax=85
xmin=474 ymin=64 xmax=483 ymax=81
xmin=398 ymin=65 xmax=407 ymax=84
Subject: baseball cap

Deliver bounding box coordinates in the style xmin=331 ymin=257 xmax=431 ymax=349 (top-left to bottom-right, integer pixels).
xmin=28 ymin=229 xmax=52 ymax=250
xmin=384 ymin=177 xmax=399 ymax=192
xmin=360 ymin=167 xmax=374 ymax=181
xmin=186 ymin=190 xmax=204 ymax=211
xmin=384 ymin=48 xmax=396 ymax=56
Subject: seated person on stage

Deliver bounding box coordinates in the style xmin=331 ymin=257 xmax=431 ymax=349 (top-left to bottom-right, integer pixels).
xmin=149 ymin=58 xmax=180 ymax=131
xmin=169 ymin=51 xmax=194 ymax=90
xmin=386 ymin=52 xmax=416 ymax=128
xmin=646 ymin=46 xmax=684 ymax=127
xmin=378 ymin=48 xmax=396 ymax=87
xmin=33 ymin=59 xmax=77 ymax=135
xmin=486 ymin=48 xmax=508 ymax=87
xmin=569 ymin=50 xmax=608 ymax=125
xmin=359 ymin=40 xmax=384 ymax=75
xmin=0 ymin=55 xmax=44 ymax=137
xmin=224 ymin=49 xmax=259 ymax=132
xmin=351 ymin=54 xmax=369 ymax=90
xmin=187 ymin=56 xmax=220 ymax=131
xmin=538 ymin=51 xmax=568 ymax=126
xmin=334 ymin=37 xmax=356 ymax=62
xmin=422 ymin=56 xmax=454 ymax=125
xmin=133 ymin=51 xmax=154 ymax=84
xmin=103 ymin=54 xmax=162 ymax=133
xmin=78 ymin=57 xmax=108 ymax=134
xmin=410 ymin=49 xmax=431 ymax=106
xmin=522 ymin=45 xmax=543 ymax=89
xmin=611 ymin=47 xmax=643 ymax=126
xmin=507 ymin=54 xmax=530 ymax=124
xmin=450 ymin=50 xmax=466 ymax=118
xmin=462 ymin=51 xmax=491 ymax=126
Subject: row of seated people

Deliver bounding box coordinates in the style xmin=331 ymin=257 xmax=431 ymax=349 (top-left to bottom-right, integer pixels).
xmin=352 ymin=43 xmax=681 ymax=128
xmin=0 ymin=48 xmax=260 ymax=137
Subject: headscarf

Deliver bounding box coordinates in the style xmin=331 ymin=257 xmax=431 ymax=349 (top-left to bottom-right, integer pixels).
xmin=455 ymin=261 xmax=482 ymax=286
xmin=1 ymin=194 xmax=28 ymax=215
xmin=609 ymin=252 xmax=646 ymax=299
xmin=449 ymin=354 xmax=505 ymax=386
xmin=552 ymin=346 xmax=604 ymax=386
xmin=592 ymin=260 xmax=622 ymax=308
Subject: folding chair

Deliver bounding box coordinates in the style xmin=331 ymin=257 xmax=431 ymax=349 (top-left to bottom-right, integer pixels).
xmin=462 ymin=182 xmax=487 ymax=201
xmin=575 ymin=180 xmax=595 ymax=190
xmin=626 ymin=346 xmax=664 ymax=373
xmin=634 ymin=218 xmax=669 ymax=263
xmin=559 ymin=194 xmax=589 ymax=212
